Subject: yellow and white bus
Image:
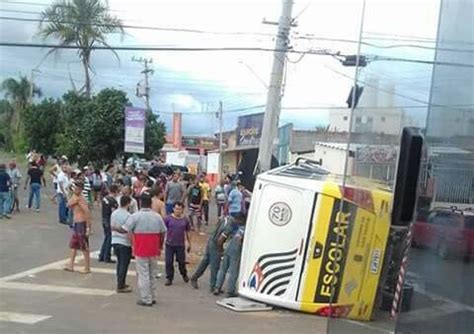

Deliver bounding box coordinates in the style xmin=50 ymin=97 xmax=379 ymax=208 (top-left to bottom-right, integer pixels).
xmin=238 ymin=159 xmax=392 ymax=320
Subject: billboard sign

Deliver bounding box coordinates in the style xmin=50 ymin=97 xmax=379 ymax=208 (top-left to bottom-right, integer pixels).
xmin=236 ymin=113 xmax=264 ymax=147
xmin=124 ymin=107 xmax=146 ymax=154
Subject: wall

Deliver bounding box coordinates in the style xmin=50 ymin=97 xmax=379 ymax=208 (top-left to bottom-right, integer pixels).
xmin=314 ymin=143 xmax=353 ymax=175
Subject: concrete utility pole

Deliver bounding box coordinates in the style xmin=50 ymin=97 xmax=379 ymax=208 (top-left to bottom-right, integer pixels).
xmin=217 ymin=101 xmax=224 ymax=182
xmin=254 ymin=0 xmax=294 ymax=174
xmin=132 ymin=57 xmax=154 ymax=111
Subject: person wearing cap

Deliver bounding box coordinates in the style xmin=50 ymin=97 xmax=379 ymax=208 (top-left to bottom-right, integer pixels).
xmin=118 ymin=192 xmax=167 ymax=306
xmin=64 ymin=181 xmax=91 ymax=273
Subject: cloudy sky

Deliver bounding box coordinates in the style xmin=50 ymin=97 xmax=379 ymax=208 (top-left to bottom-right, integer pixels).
xmin=0 ymin=0 xmax=440 ymax=135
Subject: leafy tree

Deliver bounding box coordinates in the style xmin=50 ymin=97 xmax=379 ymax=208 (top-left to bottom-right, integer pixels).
xmin=1 ymin=75 xmax=42 ymax=132
xmin=39 ymin=0 xmax=124 ymax=97
xmin=144 ymin=112 xmax=166 ymax=160
xmin=56 ymin=88 xmax=166 ymax=166
xmin=0 ymin=100 xmax=13 ymax=149
xmin=81 ymin=88 xmax=130 ymax=165
xmin=23 ymin=98 xmax=62 ymax=155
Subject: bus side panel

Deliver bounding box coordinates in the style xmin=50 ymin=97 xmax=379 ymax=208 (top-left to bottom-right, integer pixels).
xmin=338 ymin=207 xmax=377 ymax=320
xmin=347 ymin=192 xmax=391 ymax=320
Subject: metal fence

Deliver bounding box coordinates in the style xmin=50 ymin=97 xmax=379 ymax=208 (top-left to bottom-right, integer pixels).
xmin=432 ymin=166 xmax=474 ymax=204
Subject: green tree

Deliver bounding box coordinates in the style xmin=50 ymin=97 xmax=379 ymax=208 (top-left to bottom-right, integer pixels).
xmin=56 ymin=88 xmax=166 ymax=166
xmin=39 ymin=0 xmax=124 ymax=97
xmin=23 ymin=98 xmax=62 ymax=155
xmin=1 ymin=75 xmax=42 ymax=132
xmin=144 ymin=112 xmax=166 ymax=160
xmin=0 ymin=100 xmax=14 ymax=149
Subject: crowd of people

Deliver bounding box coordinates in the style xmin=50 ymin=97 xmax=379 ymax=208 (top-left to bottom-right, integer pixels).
xmin=0 ymin=152 xmax=252 ymax=307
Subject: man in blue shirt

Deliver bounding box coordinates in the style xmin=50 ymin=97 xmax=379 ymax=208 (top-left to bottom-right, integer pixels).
xmin=227 ymin=181 xmax=243 ymax=217
xmin=0 ymin=163 xmax=11 ymax=219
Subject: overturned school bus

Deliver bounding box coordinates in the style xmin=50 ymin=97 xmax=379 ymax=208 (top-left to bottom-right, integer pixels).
xmin=238 ymin=158 xmax=392 ymax=321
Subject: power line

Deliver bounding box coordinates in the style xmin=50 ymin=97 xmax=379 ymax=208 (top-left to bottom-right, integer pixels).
xmin=0 ymin=13 xmax=276 ymax=38
xmin=294 ymin=33 xmax=474 ymax=54
xmin=323 ymin=64 xmax=473 ymax=111
xmin=3 ymin=40 xmax=474 ymax=68
xmin=2 ymin=13 xmax=474 ymax=56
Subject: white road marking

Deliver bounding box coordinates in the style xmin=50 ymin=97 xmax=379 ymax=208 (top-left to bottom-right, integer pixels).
xmin=0 ymin=251 xmax=99 ymax=283
xmin=80 ymin=267 xmax=137 ymax=276
xmin=0 ymin=282 xmax=115 ymax=296
xmin=0 ymin=311 xmax=51 ymax=324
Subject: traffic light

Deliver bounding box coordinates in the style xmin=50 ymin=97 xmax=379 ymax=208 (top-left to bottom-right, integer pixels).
xmin=346 ymin=85 xmax=364 ymax=108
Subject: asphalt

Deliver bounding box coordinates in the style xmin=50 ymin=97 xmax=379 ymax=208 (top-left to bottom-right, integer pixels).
xmin=0 ymin=183 xmax=328 ymax=334
xmin=1 ymin=157 xmax=471 ymax=333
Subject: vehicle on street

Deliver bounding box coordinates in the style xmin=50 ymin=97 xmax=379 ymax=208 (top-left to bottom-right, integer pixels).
xmin=412 ymin=207 xmax=474 ymax=260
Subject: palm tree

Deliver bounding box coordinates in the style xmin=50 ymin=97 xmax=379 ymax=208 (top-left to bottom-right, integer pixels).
xmin=39 ymin=0 xmax=124 ymax=97
xmin=1 ymin=76 xmax=42 ymax=131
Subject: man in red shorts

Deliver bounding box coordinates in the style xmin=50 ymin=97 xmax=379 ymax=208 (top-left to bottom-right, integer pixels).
xmin=64 ymin=181 xmax=91 ymax=274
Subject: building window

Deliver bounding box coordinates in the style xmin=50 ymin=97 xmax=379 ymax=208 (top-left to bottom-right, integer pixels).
xmin=381 ymin=116 xmax=386 ymax=122
xmin=343 ymin=116 xmax=348 ymax=121
xmin=367 ymin=116 xmax=373 ymax=123
xmin=356 ymin=116 xmax=362 ymax=124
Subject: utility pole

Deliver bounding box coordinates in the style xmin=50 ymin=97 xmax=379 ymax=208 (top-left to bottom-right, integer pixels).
xmin=217 ymin=101 xmax=224 ymax=182
xmin=254 ymin=0 xmax=294 ymax=174
xmin=132 ymin=57 xmax=154 ymax=111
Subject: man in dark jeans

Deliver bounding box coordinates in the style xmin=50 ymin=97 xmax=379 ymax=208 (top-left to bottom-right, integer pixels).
xmin=164 ymin=202 xmax=191 ymax=286
xmin=24 ymin=162 xmax=46 ymax=213
xmin=111 ymin=195 xmax=133 ymax=293
xmin=99 ymin=184 xmax=118 ymax=263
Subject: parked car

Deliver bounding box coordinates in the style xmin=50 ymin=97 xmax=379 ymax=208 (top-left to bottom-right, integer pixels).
xmin=412 ymin=207 xmax=474 ymax=260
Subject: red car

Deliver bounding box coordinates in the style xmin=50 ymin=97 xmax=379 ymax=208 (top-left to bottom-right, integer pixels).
xmin=412 ymin=207 xmax=474 ymax=260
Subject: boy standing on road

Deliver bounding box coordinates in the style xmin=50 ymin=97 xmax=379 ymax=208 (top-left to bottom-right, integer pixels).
xmin=99 ymin=185 xmax=119 ymax=263
xmin=111 ymin=195 xmax=133 ymax=293
xmin=121 ymin=192 xmax=167 ymax=306
xmin=164 ymin=202 xmax=191 ymax=286
xmin=64 ymin=181 xmax=91 ymax=274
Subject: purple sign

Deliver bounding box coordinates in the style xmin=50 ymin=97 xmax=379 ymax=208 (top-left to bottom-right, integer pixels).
xmin=124 ymin=107 xmax=146 ymax=154
xmin=236 ymin=113 xmax=264 ymax=147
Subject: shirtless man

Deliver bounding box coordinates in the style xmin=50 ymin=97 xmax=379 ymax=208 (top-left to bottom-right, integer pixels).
xmin=150 ymin=186 xmax=166 ymax=218
xmin=64 ymin=181 xmax=91 ymax=273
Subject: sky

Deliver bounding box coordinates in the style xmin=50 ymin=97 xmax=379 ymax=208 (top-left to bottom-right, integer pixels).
xmin=0 ymin=0 xmax=441 ymax=136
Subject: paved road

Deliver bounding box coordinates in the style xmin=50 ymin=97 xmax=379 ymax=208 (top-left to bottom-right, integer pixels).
xmin=0 ymin=183 xmax=328 ymax=334
xmin=395 ymin=247 xmax=474 ymax=334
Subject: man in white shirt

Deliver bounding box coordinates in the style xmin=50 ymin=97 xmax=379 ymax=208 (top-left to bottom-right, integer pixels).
xmin=57 ymin=165 xmax=70 ymax=225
